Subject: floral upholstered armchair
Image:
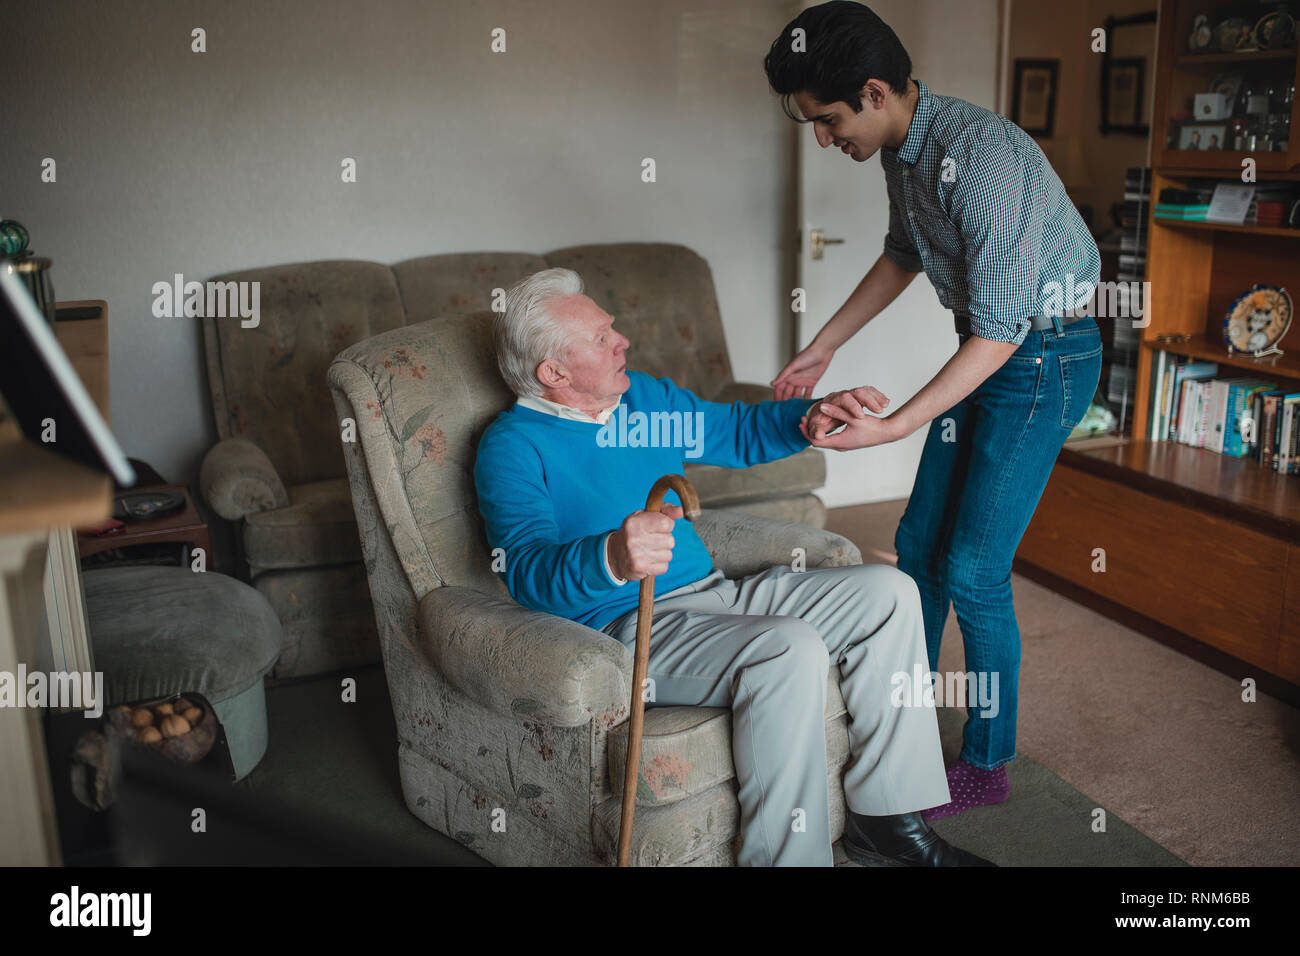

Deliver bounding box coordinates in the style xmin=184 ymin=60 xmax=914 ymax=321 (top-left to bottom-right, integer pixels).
xmin=326 ymin=310 xmax=863 ymax=865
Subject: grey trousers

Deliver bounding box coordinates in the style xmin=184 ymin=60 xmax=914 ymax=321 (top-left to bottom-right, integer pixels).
xmin=601 ymin=562 xmax=951 ymax=867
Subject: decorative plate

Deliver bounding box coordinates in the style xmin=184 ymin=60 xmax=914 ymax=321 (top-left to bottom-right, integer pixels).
xmin=1254 ymin=10 xmax=1296 ymax=50
xmin=1223 ymin=285 xmax=1293 ymax=354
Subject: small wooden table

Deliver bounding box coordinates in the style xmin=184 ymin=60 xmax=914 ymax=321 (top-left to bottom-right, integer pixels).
xmin=77 ymin=484 xmax=211 ymax=569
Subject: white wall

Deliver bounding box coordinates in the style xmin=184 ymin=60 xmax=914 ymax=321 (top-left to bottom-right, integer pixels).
xmin=1008 ymin=0 xmax=1154 ymax=231
xmin=797 ymin=0 xmax=1002 ymax=508
xmin=1 ymin=0 xmax=801 ymax=484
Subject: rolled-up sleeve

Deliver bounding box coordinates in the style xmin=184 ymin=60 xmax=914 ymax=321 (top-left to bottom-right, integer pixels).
xmin=948 ymin=141 xmax=1046 ymax=345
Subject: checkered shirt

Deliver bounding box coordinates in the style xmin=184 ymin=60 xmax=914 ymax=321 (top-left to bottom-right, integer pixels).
xmin=879 ymin=79 xmax=1100 ymax=345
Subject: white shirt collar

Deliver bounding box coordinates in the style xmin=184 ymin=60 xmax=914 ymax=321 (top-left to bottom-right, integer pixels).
xmin=516 ymin=393 xmax=621 ymax=425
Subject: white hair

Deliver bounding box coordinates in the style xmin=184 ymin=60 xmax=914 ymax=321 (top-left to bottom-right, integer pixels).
xmin=494 ymin=267 xmax=584 ymax=398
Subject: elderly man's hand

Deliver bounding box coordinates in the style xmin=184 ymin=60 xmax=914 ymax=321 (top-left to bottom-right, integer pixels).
xmin=800 ymin=386 xmax=903 ymax=450
xmin=803 ymin=405 xmax=840 ymax=441
xmin=609 ymin=504 xmax=685 ymax=581
xmin=801 ymin=386 xmax=890 ymax=440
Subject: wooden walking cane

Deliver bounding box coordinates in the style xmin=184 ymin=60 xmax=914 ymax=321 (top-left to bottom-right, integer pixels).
xmin=617 ymin=473 xmax=701 ymax=867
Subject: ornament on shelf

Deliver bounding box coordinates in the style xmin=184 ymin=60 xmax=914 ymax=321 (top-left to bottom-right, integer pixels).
xmin=1188 ymin=14 xmax=1212 ymax=52
xmin=0 ymin=219 xmax=30 ymax=257
xmin=1224 ymin=285 xmax=1292 ymax=359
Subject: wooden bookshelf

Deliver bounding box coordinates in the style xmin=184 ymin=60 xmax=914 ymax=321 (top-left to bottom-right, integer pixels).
xmin=1017 ymin=1 xmax=1300 ymax=686
xmin=1154 ymin=218 xmax=1300 ymax=239
xmin=1140 ymin=335 xmax=1300 ymax=379
xmin=1174 ymin=50 xmax=1297 ymax=66
xmin=1060 ymin=437 xmax=1300 ymax=540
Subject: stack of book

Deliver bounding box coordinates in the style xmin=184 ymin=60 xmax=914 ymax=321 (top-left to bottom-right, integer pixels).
xmin=1152 ymin=353 xmax=1300 ymax=472
xmin=1251 ymin=184 xmax=1297 ymax=227
xmin=1108 ymin=167 xmax=1151 ymax=427
xmin=1154 ymin=185 xmax=1211 ymax=222
xmin=1256 ymin=392 xmax=1300 ymax=473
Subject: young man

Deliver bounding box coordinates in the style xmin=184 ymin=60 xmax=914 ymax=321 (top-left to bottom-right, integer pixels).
xmin=764 ymin=1 xmax=1102 ymax=820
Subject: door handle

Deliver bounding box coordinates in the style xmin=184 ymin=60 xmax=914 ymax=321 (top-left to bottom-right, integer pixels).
xmin=809 ymin=228 xmax=845 ymax=260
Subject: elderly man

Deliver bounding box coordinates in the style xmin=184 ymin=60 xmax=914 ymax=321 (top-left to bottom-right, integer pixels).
xmin=472 ymin=267 xmax=992 ymax=868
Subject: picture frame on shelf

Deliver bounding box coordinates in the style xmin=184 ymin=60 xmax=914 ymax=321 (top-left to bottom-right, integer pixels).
xmin=1175 ymin=121 xmax=1228 ymax=151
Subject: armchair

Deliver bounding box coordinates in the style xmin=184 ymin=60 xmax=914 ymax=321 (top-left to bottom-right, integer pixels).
xmin=327 ymin=311 xmax=862 ymax=865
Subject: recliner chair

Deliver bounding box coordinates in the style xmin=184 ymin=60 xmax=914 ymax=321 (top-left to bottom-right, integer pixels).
xmin=326 ymin=310 xmax=863 ymax=865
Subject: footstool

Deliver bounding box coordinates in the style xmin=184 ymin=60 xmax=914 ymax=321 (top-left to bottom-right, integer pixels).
xmin=83 ymin=566 xmax=283 ymax=780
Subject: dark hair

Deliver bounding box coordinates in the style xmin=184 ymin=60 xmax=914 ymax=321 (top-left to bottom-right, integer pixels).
xmin=764 ymin=1 xmax=912 ymax=120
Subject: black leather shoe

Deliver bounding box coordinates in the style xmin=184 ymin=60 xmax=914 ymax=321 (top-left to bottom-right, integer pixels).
xmin=842 ymin=811 xmax=996 ymax=867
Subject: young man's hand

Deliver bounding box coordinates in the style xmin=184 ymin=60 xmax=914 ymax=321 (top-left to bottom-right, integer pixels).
xmin=773 ymin=343 xmax=835 ymax=400
xmin=802 ymin=386 xmax=890 ymax=439
xmin=800 ymin=386 xmax=899 ymax=449
xmin=608 ymin=504 xmax=684 ymax=580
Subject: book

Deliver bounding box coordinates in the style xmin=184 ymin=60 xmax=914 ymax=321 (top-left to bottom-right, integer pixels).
xmin=1173 ymin=364 xmax=1219 ymax=443
xmin=1158 ymin=187 xmax=1209 ymax=205
xmin=1151 ymin=350 xmax=1168 ymax=441
xmin=1205 ymin=183 xmax=1255 ymax=224
xmin=1182 ymin=379 xmax=1204 ymax=447
xmin=1260 ymin=392 xmax=1284 ymax=468
xmin=1292 ymin=408 xmax=1300 ymax=474
xmin=1252 ymin=391 xmax=1264 ymax=460
xmin=1209 ymin=380 xmax=1231 ymax=452
xmin=1197 ymin=381 xmax=1213 ymax=448
xmin=1164 ymin=361 xmax=1185 ymax=442
xmin=1223 ymin=379 xmax=1276 ymax=457
xmin=1278 ymin=395 xmax=1300 ymax=472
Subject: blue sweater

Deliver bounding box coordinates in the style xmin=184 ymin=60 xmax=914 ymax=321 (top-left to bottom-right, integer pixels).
xmin=473 ymin=371 xmax=811 ymax=630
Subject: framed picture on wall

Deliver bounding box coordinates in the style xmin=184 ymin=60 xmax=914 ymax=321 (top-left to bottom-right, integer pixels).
xmin=1012 ymin=59 xmax=1058 ymax=136
xmin=1105 ymin=57 xmax=1144 ymax=128
xmin=1099 ymin=10 xmax=1156 ymax=135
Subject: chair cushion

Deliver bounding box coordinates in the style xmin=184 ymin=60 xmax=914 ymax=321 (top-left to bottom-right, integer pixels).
xmin=684 ymin=446 xmax=826 ymax=508
xmin=242 ymin=478 xmax=362 ymax=572
xmin=84 ymin=566 xmax=282 ymax=706
xmin=253 ymin=565 xmax=379 ymax=678
xmin=607 ymin=673 xmax=849 ymax=807
xmin=392 ymin=252 xmax=550 ymax=326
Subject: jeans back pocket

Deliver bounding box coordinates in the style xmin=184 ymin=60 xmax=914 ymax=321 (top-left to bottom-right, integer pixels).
xmin=1058 ymin=344 xmax=1102 ymax=430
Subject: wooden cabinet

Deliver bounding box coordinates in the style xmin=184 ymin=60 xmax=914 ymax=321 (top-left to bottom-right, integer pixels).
xmin=1150 ymin=2 xmax=1299 ymax=173
xmin=1019 ymin=444 xmax=1295 ymax=680
xmin=1019 ymin=5 xmax=1300 ymax=686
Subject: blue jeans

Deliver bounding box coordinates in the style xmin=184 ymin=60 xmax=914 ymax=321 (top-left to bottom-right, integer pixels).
xmin=893 ymin=316 xmax=1103 ymax=770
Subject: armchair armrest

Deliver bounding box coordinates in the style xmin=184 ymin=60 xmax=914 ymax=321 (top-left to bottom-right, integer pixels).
xmin=712 ymin=380 xmax=778 ymax=405
xmin=198 ymin=437 xmax=291 ymax=521
xmin=418 ymin=586 xmax=633 ymax=728
xmin=693 ymin=509 xmax=861 ymax=579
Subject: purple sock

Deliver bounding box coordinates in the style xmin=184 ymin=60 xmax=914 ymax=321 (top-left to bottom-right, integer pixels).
xmin=922 ymin=760 xmax=1010 ymax=821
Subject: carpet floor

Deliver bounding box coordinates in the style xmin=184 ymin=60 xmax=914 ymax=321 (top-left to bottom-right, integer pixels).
xmin=827 ymin=498 xmax=1300 ymax=868
xmin=236 ymin=501 xmax=1292 ymax=866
